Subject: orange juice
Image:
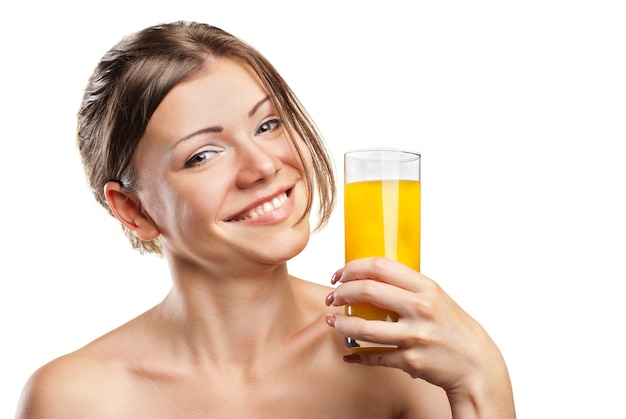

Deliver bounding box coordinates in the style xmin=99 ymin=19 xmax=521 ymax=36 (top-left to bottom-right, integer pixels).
xmin=344 ymin=179 xmax=421 ymax=322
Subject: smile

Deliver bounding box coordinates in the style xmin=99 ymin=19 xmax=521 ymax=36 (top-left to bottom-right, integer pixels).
xmin=227 ymin=189 xmax=292 ymax=222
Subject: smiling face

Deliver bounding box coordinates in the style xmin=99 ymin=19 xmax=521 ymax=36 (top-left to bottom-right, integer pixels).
xmin=129 ymin=58 xmax=312 ymax=271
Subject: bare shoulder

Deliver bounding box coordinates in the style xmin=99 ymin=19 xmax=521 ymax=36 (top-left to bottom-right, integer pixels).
xmin=15 ymin=312 xmax=153 ymax=419
xmin=289 ymin=275 xmax=333 ymax=306
xmin=289 ymin=276 xmax=339 ymax=325
xmin=330 ymin=358 xmax=451 ymax=418
xmin=16 ymin=349 xmax=120 ymax=419
xmin=392 ymin=372 xmax=452 ymax=418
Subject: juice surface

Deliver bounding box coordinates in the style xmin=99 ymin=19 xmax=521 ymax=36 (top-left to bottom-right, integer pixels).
xmin=344 ymin=179 xmax=420 ymax=321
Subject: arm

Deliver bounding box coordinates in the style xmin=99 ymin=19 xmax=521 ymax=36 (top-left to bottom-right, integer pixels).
xmin=325 ymin=257 xmax=516 ymax=419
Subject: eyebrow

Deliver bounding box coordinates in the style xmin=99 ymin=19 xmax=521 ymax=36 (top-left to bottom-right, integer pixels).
xmin=248 ymin=96 xmax=270 ymax=117
xmin=171 ymin=96 xmax=271 ymax=150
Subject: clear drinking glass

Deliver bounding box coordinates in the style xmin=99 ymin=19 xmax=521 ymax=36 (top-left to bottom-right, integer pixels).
xmin=344 ymin=148 xmax=421 ymax=350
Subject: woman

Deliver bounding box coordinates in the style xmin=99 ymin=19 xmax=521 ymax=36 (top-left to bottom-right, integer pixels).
xmin=16 ymin=21 xmax=515 ymax=418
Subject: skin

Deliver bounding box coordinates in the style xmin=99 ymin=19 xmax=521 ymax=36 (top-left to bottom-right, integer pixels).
xmin=16 ymin=58 xmax=514 ymax=418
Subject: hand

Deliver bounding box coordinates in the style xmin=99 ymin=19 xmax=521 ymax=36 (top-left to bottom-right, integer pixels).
xmin=325 ymin=257 xmax=515 ymax=418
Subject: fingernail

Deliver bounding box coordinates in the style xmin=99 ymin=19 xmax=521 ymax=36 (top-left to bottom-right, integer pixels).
xmin=325 ymin=292 xmax=334 ymax=306
xmin=343 ymin=354 xmax=362 ymax=364
xmin=331 ymin=270 xmax=342 ymax=285
xmin=325 ymin=314 xmax=336 ymax=327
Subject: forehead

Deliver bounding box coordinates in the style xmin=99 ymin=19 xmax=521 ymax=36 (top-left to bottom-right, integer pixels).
xmin=158 ymin=58 xmax=265 ymax=119
xmin=143 ymin=58 xmax=268 ymax=139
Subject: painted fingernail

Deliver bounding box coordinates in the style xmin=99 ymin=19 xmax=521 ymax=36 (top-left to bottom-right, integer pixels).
xmin=331 ymin=270 xmax=342 ymax=285
xmin=325 ymin=314 xmax=336 ymax=327
xmin=343 ymin=354 xmax=362 ymax=364
xmin=325 ymin=292 xmax=334 ymax=306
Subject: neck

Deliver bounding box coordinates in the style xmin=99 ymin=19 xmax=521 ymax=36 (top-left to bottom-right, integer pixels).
xmin=155 ymin=258 xmax=303 ymax=366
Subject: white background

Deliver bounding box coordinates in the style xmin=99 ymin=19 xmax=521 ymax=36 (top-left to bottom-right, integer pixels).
xmin=2 ymin=1 xmax=624 ymax=417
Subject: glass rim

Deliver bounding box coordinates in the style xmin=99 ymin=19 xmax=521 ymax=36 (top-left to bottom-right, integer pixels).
xmin=344 ymin=147 xmax=421 ymax=162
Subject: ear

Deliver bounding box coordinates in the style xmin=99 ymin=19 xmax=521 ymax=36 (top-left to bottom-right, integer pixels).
xmin=103 ymin=182 xmax=160 ymax=241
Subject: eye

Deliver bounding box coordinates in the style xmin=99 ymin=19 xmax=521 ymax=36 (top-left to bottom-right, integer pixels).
xmin=255 ymin=118 xmax=282 ymax=136
xmin=184 ymin=149 xmax=217 ymax=168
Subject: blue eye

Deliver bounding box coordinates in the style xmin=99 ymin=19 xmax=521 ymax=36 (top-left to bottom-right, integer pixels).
xmin=184 ymin=149 xmax=217 ymax=167
xmin=255 ymin=118 xmax=282 ymax=135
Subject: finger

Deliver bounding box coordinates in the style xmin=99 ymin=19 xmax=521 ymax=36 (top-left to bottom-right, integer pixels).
xmin=338 ymin=257 xmax=435 ymax=293
xmin=330 ymin=279 xmax=416 ymax=317
xmin=331 ymin=277 xmax=444 ymax=320
xmin=329 ymin=313 xmax=405 ymax=347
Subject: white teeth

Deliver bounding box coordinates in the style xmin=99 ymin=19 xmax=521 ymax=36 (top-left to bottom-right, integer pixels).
xmin=235 ymin=192 xmax=288 ymax=221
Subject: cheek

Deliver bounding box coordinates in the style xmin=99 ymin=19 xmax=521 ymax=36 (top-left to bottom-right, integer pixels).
xmin=136 ymin=181 xmax=176 ymax=229
xmin=295 ymin=141 xmax=315 ymax=196
xmin=283 ymin=135 xmax=313 ymax=175
xmin=158 ymin=177 xmax=231 ymax=228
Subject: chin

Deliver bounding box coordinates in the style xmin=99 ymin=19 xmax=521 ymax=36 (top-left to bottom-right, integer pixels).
xmin=264 ymin=222 xmax=311 ymax=264
xmin=286 ymin=235 xmax=310 ymax=261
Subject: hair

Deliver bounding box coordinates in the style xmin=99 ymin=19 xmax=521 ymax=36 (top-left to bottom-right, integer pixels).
xmin=77 ymin=21 xmax=336 ymax=255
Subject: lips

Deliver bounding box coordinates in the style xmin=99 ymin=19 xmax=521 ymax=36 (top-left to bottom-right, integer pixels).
xmin=227 ymin=188 xmax=292 ymax=222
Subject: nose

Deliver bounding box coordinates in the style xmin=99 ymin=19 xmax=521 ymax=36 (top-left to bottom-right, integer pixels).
xmin=235 ymin=141 xmax=283 ymax=188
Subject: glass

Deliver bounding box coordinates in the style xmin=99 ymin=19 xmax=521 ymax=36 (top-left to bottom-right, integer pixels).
xmin=343 ymin=148 xmax=421 ymax=350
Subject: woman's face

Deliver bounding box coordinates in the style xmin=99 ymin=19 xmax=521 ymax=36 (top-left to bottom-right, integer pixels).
xmin=132 ymin=58 xmax=312 ymax=270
